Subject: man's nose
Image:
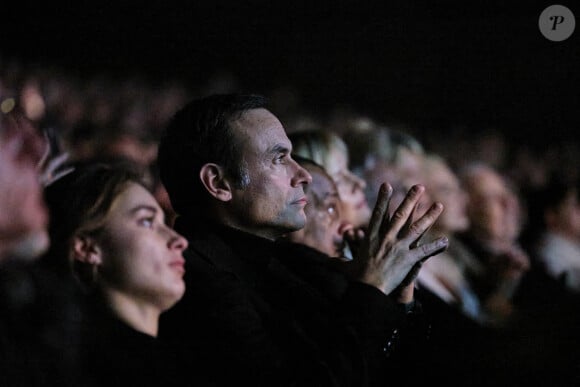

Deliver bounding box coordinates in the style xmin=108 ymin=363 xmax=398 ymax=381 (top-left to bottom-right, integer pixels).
xmin=291 ymin=161 xmax=312 ymax=187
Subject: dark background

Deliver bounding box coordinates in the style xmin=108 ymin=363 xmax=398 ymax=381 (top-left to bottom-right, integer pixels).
xmin=3 ymin=0 xmax=579 ymax=143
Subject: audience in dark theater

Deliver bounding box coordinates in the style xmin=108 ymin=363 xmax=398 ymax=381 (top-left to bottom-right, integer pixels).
xmin=0 ymin=58 xmax=578 ymax=387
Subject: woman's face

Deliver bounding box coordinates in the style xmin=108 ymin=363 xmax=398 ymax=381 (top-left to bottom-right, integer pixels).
xmin=289 ymin=166 xmax=347 ymax=258
xmin=326 ymin=147 xmax=371 ymax=228
xmin=95 ymin=182 xmax=188 ymax=312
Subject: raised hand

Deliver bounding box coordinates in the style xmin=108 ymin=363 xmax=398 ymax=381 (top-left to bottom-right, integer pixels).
xmin=38 ymin=127 xmax=73 ymax=186
xmin=348 ymin=182 xmax=448 ymax=296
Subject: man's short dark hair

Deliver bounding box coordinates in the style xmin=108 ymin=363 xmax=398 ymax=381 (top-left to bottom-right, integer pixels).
xmin=157 ymin=93 xmax=268 ymax=216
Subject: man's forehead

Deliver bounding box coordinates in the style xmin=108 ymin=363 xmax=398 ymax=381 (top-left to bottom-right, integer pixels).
xmin=232 ymin=108 xmax=290 ymax=147
xmin=233 ymin=108 xmax=279 ymax=129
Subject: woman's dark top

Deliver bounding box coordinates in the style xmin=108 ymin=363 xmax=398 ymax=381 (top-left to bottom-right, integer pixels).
xmin=80 ymin=295 xmax=196 ymax=387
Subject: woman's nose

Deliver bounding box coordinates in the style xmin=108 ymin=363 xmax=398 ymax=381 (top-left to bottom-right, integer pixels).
xmin=168 ymin=229 xmax=188 ymax=251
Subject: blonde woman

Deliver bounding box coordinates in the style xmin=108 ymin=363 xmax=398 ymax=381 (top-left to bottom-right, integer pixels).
xmin=290 ymin=130 xmax=371 ymax=228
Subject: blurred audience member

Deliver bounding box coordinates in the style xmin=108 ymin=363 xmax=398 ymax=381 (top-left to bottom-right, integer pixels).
xmin=285 ymin=156 xmax=354 ymax=259
xmin=528 ymin=175 xmax=580 ymax=293
xmin=507 ymin=173 xmax=580 ymax=386
xmin=290 ymin=129 xmax=372 ymax=228
xmin=343 ymin=125 xmax=426 ymax=214
xmin=411 ymin=154 xmax=499 ymax=387
xmin=0 ymin=101 xmax=84 ymax=386
xmin=0 ymin=104 xmax=49 ymax=261
xmin=417 ymin=154 xmax=487 ymax=323
xmin=458 ymin=162 xmax=530 ymax=326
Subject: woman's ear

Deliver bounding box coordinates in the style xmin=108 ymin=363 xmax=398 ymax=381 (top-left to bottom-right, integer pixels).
xmin=72 ymin=235 xmax=102 ymax=265
xmin=199 ymin=163 xmax=233 ymax=202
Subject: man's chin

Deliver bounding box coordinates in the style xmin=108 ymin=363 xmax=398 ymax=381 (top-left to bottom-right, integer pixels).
xmin=273 ymin=212 xmax=307 ymax=237
xmin=293 ymin=212 xmax=308 ymax=230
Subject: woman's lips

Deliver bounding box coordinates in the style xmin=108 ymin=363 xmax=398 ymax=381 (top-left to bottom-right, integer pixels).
xmin=169 ymin=259 xmax=186 ymax=275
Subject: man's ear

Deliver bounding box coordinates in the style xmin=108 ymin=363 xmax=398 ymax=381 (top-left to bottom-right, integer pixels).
xmin=199 ymin=163 xmax=233 ymax=202
xmin=72 ymin=235 xmax=102 ymax=265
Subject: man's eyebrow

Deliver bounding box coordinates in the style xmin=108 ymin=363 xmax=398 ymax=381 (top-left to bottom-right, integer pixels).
xmin=269 ymin=143 xmax=291 ymax=155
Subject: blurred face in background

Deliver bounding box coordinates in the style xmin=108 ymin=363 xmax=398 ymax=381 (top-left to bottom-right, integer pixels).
xmin=423 ymin=157 xmax=469 ymax=234
xmin=362 ymin=159 xmax=397 ymax=208
xmin=396 ymin=147 xmax=424 ymax=184
xmin=288 ymin=163 xmax=350 ymax=258
xmin=362 ymin=156 xmax=432 ymax=225
xmin=463 ymin=165 xmax=521 ymax=244
xmin=396 ymin=150 xmax=432 ymax=223
xmin=326 ymin=146 xmax=371 ymax=229
xmin=0 ymin=109 xmax=49 ymax=261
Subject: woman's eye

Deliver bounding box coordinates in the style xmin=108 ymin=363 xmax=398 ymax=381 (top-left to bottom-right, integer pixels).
xmin=327 ymin=204 xmax=339 ymax=220
xmin=139 ymin=217 xmax=155 ymax=228
xmin=332 ymin=171 xmax=347 ymax=184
